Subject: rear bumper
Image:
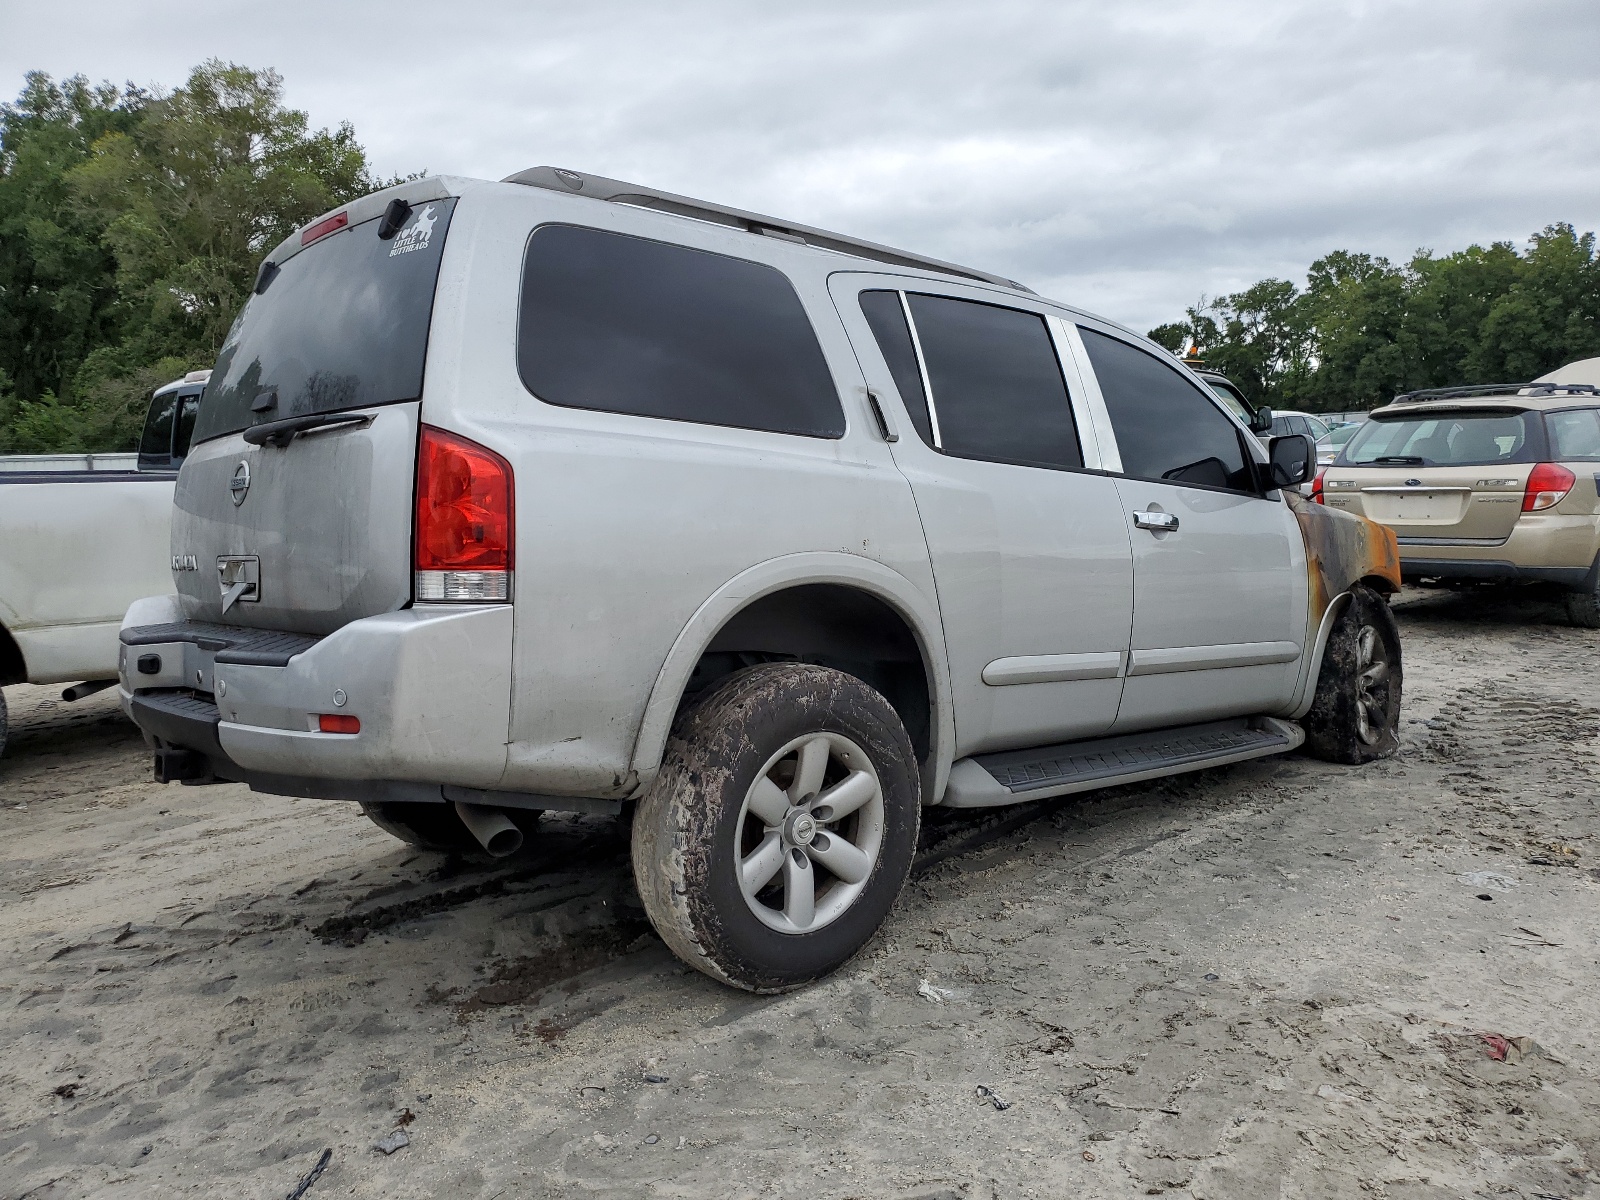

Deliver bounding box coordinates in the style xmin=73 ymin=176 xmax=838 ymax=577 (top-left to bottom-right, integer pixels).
xmin=119 ymin=597 xmax=513 ymax=789
xmin=1399 ymin=558 xmax=1592 ymax=586
xmin=1395 ymin=513 xmax=1598 ymax=586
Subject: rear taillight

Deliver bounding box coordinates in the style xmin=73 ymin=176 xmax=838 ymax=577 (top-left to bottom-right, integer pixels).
xmin=1310 ymin=468 xmax=1327 ymax=503
xmin=1522 ymin=462 xmax=1575 ymax=512
xmin=415 ymin=426 xmax=513 ymax=602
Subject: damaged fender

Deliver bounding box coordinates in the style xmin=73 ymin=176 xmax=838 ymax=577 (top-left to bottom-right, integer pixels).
xmin=1283 ymin=493 xmax=1402 ymax=719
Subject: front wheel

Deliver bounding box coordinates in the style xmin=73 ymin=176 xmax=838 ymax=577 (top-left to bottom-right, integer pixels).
xmin=632 ymin=663 xmax=921 ymax=992
xmin=1302 ymin=585 xmax=1403 ymax=764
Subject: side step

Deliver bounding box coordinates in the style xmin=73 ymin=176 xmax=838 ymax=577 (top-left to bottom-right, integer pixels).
xmin=939 ymin=716 xmax=1304 ymax=808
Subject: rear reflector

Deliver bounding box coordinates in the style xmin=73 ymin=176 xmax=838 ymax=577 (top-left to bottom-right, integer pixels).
xmin=318 ymin=713 xmax=360 ymax=734
xmin=301 ymin=211 xmax=349 ymax=246
xmin=1522 ymin=462 xmax=1575 ymax=512
xmin=415 ymin=426 xmax=513 ymax=602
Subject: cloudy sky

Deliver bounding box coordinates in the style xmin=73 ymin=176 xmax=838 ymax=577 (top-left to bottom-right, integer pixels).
xmin=7 ymin=0 xmax=1599 ymax=332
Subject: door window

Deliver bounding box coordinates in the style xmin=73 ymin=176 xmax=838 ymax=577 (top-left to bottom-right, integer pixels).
xmin=904 ymin=294 xmax=1082 ymax=470
xmin=518 ymin=224 xmax=844 ymax=438
xmin=858 ymin=290 xmax=934 ymax=445
xmin=1080 ymin=327 xmax=1255 ymax=492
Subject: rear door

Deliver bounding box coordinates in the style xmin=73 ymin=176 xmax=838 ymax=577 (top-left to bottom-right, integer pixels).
xmin=831 ymin=275 xmax=1133 ymax=755
xmin=171 ymin=194 xmax=459 ymax=636
xmin=1074 ymin=324 xmax=1307 ymax=732
xmin=1335 ymin=409 xmax=1539 ymax=543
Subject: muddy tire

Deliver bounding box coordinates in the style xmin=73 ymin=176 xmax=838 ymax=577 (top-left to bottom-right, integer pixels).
xmin=632 ymin=663 xmax=921 ymax=993
xmin=0 ymin=688 xmax=8 ymax=760
xmin=359 ymin=800 xmax=540 ymax=854
xmin=1302 ymin=585 xmax=1402 ymax=764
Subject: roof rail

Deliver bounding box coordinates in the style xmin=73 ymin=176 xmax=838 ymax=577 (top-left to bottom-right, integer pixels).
xmin=1392 ymin=381 xmax=1599 ymax=404
xmin=502 ymin=165 xmax=1033 ymax=294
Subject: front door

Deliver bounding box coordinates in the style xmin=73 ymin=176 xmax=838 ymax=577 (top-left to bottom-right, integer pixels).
xmin=1072 ymin=323 xmax=1307 ymax=731
xmin=831 ymin=275 xmax=1135 ymax=756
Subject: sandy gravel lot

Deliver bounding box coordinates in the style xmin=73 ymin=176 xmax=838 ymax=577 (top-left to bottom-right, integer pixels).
xmin=2 ymin=588 xmax=1597 ymax=1200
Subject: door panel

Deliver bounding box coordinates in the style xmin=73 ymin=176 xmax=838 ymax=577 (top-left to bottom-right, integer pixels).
xmin=1075 ymin=324 xmax=1306 ymax=731
xmin=831 ymin=275 xmax=1134 ymax=756
xmin=1112 ymin=478 xmax=1305 ymax=730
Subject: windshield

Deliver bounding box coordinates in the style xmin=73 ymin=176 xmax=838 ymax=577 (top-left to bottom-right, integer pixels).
xmin=1342 ymin=410 xmax=1537 ymax=466
xmin=1325 ymin=423 xmax=1359 ymax=447
xmin=1205 ymin=381 xmax=1254 ymax=423
xmin=194 ymin=198 xmax=457 ymax=443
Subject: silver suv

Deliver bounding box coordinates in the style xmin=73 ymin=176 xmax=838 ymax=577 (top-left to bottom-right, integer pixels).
xmin=120 ymin=168 xmax=1403 ymax=991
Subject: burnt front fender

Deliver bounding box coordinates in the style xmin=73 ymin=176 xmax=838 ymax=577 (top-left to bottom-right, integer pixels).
xmin=1282 ymin=494 xmax=1401 ymax=721
xmin=1288 ymin=492 xmax=1401 ymax=619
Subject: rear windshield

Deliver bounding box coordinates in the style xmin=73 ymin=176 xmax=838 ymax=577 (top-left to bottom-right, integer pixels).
xmin=1342 ymin=409 xmax=1539 ymax=466
xmin=194 ymin=198 xmax=457 ymax=444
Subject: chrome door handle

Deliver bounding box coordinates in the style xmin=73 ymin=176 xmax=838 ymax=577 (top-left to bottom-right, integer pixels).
xmin=1133 ymin=510 xmax=1179 ymax=531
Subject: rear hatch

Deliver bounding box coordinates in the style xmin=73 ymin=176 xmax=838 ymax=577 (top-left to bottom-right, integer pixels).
xmin=172 ymin=187 xmax=458 ymax=636
xmin=1327 ymin=407 xmax=1539 ymax=543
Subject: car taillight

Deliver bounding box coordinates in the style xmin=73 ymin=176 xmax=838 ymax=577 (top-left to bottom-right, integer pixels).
xmin=1310 ymin=468 xmax=1327 ymax=503
xmin=415 ymin=426 xmax=513 ymax=602
xmin=1522 ymin=462 xmax=1575 ymax=512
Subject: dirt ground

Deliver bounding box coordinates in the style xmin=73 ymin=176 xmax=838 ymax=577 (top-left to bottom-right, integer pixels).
xmin=1 ymin=588 xmax=1597 ymax=1200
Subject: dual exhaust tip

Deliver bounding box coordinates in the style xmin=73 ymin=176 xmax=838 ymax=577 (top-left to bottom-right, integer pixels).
xmin=453 ymin=801 xmax=524 ymax=857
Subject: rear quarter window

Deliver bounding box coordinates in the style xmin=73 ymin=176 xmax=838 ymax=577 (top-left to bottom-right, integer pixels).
xmin=517 ymin=225 xmax=844 ymax=439
xmin=1547 ymin=408 xmax=1600 ymax=461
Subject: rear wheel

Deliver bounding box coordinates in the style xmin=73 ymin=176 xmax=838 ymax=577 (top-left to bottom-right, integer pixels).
xmin=359 ymin=800 xmax=541 ymax=854
xmin=1302 ymin=585 xmax=1402 ymax=764
xmin=1565 ymin=579 xmax=1600 ymax=629
xmin=632 ymin=663 xmax=921 ymax=992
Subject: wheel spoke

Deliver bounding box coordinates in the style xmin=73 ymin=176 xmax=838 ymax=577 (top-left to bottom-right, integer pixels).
xmin=1360 ymin=662 xmax=1389 ymax=689
xmin=1357 ymin=626 xmax=1379 ymax=668
xmin=1356 ymin=697 xmax=1377 ymax=744
xmin=740 ymin=832 xmax=786 ymax=896
xmin=789 ymin=735 xmax=830 ymax=804
xmin=747 ymin=776 xmax=790 ymax=826
xmin=811 ymin=770 xmax=877 ymax=822
xmin=806 ymin=831 xmax=873 ymax=884
xmin=783 ymin=851 xmax=815 ymax=928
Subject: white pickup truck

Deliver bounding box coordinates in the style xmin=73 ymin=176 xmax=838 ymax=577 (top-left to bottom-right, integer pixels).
xmin=0 ymin=372 xmax=206 ymax=755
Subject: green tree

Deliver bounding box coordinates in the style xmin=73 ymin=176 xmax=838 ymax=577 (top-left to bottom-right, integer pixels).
xmin=0 ymin=60 xmax=403 ymax=452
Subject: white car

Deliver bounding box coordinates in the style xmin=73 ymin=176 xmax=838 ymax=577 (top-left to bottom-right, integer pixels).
xmin=0 ymin=373 xmax=205 ymax=755
xmin=120 ymin=170 xmax=1403 ymax=990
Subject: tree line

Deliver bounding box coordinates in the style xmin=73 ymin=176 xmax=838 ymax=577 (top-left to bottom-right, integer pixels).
xmin=0 ymin=61 xmax=404 ymax=453
xmin=1148 ymin=226 xmax=1600 ymax=413
xmin=4 ymin=60 xmax=1598 ymax=450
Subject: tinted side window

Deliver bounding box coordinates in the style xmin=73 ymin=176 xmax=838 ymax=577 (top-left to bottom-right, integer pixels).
xmin=518 ymin=225 xmax=844 ymax=438
xmin=139 ymin=391 xmax=177 ymax=463
xmin=175 ymin=396 xmax=199 ymax=462
xmin=858 ymin=290 xmax=933 ymax=445
xmin=906 ymin=294 xmax=1081 ymax=470
xmin=1080 ymin=327 xmax=1255 ymax=492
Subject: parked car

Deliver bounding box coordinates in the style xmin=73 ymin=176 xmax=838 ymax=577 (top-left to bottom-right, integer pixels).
xmin=0 ymin=372 xmax=205 ymax=755
xmin=1317 ymin=420 xmax=1362 ymax=465
xmin=1317 ymin=372 xmax=1600 ymax=626
xmin=118 ymin=169 xmax=1403 ymax=991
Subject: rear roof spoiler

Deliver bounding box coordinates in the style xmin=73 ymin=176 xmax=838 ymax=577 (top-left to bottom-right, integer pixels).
xmin=503 ymin=165 xmax=1033 ymax=294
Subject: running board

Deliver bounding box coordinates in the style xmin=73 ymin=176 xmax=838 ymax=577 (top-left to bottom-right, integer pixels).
xmin=938 ymin=716 xmax=1304 ymax=808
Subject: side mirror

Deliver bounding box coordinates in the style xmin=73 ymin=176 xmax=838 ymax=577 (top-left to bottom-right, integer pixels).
xmin=1267 ymin=434 xmax=1315 ymax=489
xmin=1249 ymin=404 xmax=1274 ymax=434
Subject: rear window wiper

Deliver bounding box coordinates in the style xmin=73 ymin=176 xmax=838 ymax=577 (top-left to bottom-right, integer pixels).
xmin=242 ymin=412 xmax=371 ymax=448
xmin=1370 ymin=455 xmax=1424 ymax=465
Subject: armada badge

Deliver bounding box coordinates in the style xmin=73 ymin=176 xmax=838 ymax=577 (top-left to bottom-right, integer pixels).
xmin=230 ymin=460 xmax=251 ymax=506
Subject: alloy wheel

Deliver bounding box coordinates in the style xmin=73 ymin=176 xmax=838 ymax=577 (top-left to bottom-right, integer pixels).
xmin=734 ymin=731 xmax=885 ymax=934
xmin=1354 ymin=624 xmax=1392 ymax=745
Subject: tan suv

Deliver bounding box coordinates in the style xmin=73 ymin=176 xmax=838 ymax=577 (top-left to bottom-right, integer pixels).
xmin=1316 ymin=376 xmax=1600 ymax=626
